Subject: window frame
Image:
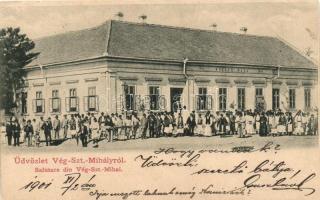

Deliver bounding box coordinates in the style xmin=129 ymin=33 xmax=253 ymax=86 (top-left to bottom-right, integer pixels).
xmin=272 ymin=88 xmax=280 ymax=110
xmin=237 ymin=88 xmax=246 ymax=111
xmin=218 ymin=88 xmax=227 ymax=111
xmin=149 ymin=85 xmax=160 ymax=111
xmin=66 ymin=88 xmax=79 ymax=112
xmin=304 ymin=88 xmax=311 ymax=110
xmin=35 ymin=91 xmax=44 ymax=113
xmin=289 ymin=88 xmax=296 ymax=110
xmin=49 ymin=89 xmax=60 ymax=113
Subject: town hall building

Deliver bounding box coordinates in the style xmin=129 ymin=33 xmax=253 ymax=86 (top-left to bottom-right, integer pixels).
xmin=20 ymin=20 xmax=318 ymax=118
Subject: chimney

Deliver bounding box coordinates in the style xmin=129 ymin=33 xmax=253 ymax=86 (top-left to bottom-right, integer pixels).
xmin=210 ymin=23 xmax=217 ymax=31
xmin=139 ymin=14 xmax=147 ymax=24
xmin=240 ymin=27 xmax=248 ymax=34
xmin=115 ymin=12 xmax=124 ymax=21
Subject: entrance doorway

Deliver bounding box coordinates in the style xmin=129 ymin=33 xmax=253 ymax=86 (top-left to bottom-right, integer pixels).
xmin=170 ymin=88 xmax=183 ymax=112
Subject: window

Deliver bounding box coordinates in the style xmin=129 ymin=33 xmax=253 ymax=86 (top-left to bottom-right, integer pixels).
xmin=237 ymin=88 xmax=245 ymax=110
xmin=85 ymin=87 xmax=98 ymax=112
xmin=219 ymin=88 xmax=227 ymax=111
xmin=289 ymin=89 xmax=295 ymax=109
xmin=21 ymin=92 xmax=27 ymax=114
xmin=50 ymin=90 xmax=60 ymax=113
xmin=305 ymin=88 xmax=311 ymax=109
xmin=124 ymin=85 xmax=135 ymax=110
xmin=66 ymin=88 xmax=79 ymax=112
xmin=196 ymin=87 xmax=212 ymax=110
xmin=33 ymin=91 xmax=44 ymax=113
xmin=70 ymin=88 xmax=77 ymax=97
xmin=272 ymin=88 xmax=280 ymax=110
xmin=256 ymin=88 xmax=263 ymax=96
xmin=255 ymin=88 xmax=264 ymax=111
xmin=149 ymin=86 xmax=160 ymax=110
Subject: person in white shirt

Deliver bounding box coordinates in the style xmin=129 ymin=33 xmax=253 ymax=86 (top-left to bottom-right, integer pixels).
xmin=245 ymin=111 xmax=254 ymax=136
xmin=294 ymin=111 xmax=303 ymax=135
xmin=91 ymin=117 xmax=100 ymax=147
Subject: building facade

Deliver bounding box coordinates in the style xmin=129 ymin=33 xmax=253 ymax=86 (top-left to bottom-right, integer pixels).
xmin=20 ymin=20 xmax=318 ymax=118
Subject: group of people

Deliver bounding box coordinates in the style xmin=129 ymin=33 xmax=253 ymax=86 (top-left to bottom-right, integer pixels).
xmin=2 ymin=107 xmax=318 ymax=148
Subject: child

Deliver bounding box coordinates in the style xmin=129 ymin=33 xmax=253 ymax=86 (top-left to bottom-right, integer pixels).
xmin=24 ymin=120 xmax=34 ymax=147
xmin=124 ymin=116 xmax=132 ymax=140
xmin=34 ymin=131 xmax=40 ymax=147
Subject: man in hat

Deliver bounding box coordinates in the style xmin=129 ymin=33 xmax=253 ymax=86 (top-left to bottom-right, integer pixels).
xmin=147 ymin=111 xmax=156 ymax=138
xmin=42 ymin=118 xmax=52 ymax=146
xmin=186 ymin=112 xmax=196 ymax=136
xmin=61 ymin=115 xmax=69 ymax=139
xmin=53 ymin=115 xmax=61 ymax=139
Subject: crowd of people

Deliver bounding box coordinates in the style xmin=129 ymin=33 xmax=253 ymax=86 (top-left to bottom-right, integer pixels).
xmin=1 ymin=106 xmax=318 ymax=148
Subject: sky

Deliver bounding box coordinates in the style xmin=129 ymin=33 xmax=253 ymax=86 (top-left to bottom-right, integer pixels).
xmin=0 ymin=0 xmax=319 ymax=60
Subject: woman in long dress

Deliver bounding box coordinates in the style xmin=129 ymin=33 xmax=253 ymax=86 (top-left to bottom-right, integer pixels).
xmin=204 ymin=111 xmax=212 ymax=137
xmin=195 ymin=113 xmax=203 ymax=135
xmin=245 ymin=112 xmax=254 ymax=136
xmin=294 ymin=111 xmax=303 ymax=135
xmin=269 ymin=112 xmax=278 ymax=137
xmin=255 ymin=112 xmax=261 ymax=135
xmin=175 ymin=113 xmax=184 ymax=137
xmin=286 ymin=112 xmax=293 ymax=136
xmin=237 ymin=113 xmax=245 ymax=138
xmin=91 ymin=117 xmax=100 ymax=147
xmin=69 ymin=115 xmax=77 ymax=140
xmin=259 ymin=112 xmax=268 ymax=136
xmin=277 ymin=112 xmax=287 ymax=136
xmin=163 ymin=113 xmax=172 ymax=136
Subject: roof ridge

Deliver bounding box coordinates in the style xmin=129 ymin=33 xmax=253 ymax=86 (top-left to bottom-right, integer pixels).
xmin=33 ymin=21 xmax=110 ymax=41
xmin=109 ymin=19 xmax=276 ymax=40
xmin=275 ymin=35 xmax=318 ymax=66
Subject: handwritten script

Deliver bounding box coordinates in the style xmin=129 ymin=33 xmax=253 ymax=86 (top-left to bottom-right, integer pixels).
xmin=18 ymin=142 xmax=317 ymax=199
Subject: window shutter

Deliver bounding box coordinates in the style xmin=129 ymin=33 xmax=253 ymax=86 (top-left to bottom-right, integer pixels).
xmin=195 ymin=96 xmax=199 ymax=111
xmin=120 ymin=95 xmax=124 ymax=111
xmin=84 ymin=96 xmax=88 ymax=112
xmin=49 ymin=99 xmax=53 ymax=113
xmin=96 ymin=96 xmax=99 ymax=111
xmin=145 ymin=96 xmax=150 ymax=111
xmin=32 ymin=99 xmax=36 ymax=113
xmin=66 ymin=98 xmax=70 ymax=112
xmin=76 ymin=97 xmax=79 ymax=112
xmin=58 ymin=99 xmax=61 ymax=112
xmin=207 ymin=95 xmax=212 ymax=110
xmin=42 ymin=100 xmax=45 ymax=113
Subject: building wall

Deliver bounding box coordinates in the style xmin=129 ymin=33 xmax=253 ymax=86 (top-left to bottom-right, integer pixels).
xmin=21 ymin=58 xmax=318 ymax=119
xmin=23 ymin=60 xmax=108 ymax=119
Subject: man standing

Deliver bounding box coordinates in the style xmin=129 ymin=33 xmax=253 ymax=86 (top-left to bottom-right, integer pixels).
xmin=98 ymin=112 xmax=106 ymax=127
xmin=140 ymin=113 xmax=148 ymax=139
xmin=186 ymin=112 xmax=196 ymax=136
xmin=80 ymin=117 xmax=89 ymax=147
xmin=61 ymin=115 xmax=69 ymax=139
xmin=147 ymin=111 xmax=156 ymax=138
xmin=42 ymin=118 xmax=52 ymax=146
xmin=6 ymin=119 xmax=12 ymax=146
xmin=53 ymin=115 xmax=61 ymax=139
xmin=12 ymin=117 xmax=21 ymax=146
xmin=24 ymin=120 xmax=34 ymax=147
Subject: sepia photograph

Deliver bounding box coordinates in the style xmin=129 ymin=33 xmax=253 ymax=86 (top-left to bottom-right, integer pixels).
xmin=1 ymin=1 xmax=319 ymax=200
xmin=0 ymin=1 xmax=318 ymax=153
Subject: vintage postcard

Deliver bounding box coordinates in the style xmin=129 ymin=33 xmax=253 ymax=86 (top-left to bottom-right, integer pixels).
xmin=0 ymin=0 xmax=319 ymax=199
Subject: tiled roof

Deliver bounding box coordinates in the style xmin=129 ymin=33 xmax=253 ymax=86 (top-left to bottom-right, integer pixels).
xmin=29 ymin=20 xmax=316 ymax=69
xmin=29 ymin=21 xmax=111 ymax=66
